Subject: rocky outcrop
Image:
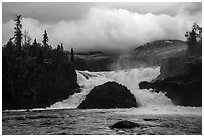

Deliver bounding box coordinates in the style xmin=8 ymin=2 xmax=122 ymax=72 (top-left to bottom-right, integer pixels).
xmin=109 ymin=120 xmax=140 ymax=129
xmin=139 ymin=58 xmax=202 ymax=106
xmin=78 ymin=82 xmax=138 ymax=109
xmin=155 ymin=55 xmax=187 ymax=80
xmin=139 ymin=81 xmax=152 ymax=89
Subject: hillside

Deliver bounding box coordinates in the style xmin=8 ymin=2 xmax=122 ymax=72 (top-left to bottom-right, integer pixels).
xmin=137 ymin=36 xmax=202 ymax=107
xmin=74 ymin=51 xmax=118 ymax=71
xmin=110 ymin=40 xmax=188 ymax=70
xmin=133 ymin=40 xmax=187 ymax=58
xmin=74 ymin=40 xmax=188 ymax=71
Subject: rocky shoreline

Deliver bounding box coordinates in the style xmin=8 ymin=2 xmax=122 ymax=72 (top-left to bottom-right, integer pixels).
xmin=139 ymin=56 xmax=202 ymax=106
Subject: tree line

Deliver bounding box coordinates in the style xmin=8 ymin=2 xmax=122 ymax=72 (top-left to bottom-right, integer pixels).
xmin=185 ymin=23 xmax=202 ymax=57
xmin=2 ymin=15 xmax=79 ymax=110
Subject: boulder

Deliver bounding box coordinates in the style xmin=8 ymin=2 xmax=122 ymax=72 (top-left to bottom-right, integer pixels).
xmin=78 ymin=81 xmax=138 ymax=109
xmin=138 ymin=81 xmax=152 ymax=89
xmin=109 ymin=120 xmax=140 ymax=129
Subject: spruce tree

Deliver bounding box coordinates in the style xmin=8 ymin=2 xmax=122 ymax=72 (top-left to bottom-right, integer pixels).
xmin=70 ymin=48 xmax=74 ymax=62
xmin=33 ymin=38 xmax=37 ymax=46
xmin=60 ymin=43 xmax=64 ymax=52
xmin=57 ymin=45 xmax=61 ymax=51
xmin=42 ymin=30 xmax=49 ymax=47
xmin=14 ymin=15 xmax=23 ymax=51
xmin=185 ymin=23 xmax=202 ymax=54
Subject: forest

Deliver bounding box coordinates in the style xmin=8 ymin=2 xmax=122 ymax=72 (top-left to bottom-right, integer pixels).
xmin=2 ymin=15 xmax=79 ymax=110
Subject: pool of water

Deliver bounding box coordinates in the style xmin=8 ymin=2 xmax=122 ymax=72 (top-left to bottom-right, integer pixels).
xmin=2 ymin=107 xmax=202 ymax=135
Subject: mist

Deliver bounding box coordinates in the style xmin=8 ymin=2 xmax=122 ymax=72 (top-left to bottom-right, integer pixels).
xmin=2 ymin=6 xmax=201 ymax=53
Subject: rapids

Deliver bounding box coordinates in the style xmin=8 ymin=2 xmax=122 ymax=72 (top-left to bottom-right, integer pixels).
xmin=49 ymin=67 xmax=174 ymax=109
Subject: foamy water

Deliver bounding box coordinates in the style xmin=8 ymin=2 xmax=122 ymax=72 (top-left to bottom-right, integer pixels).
xmin=49 ymin=67 xmax=173 ymax=109
xmin=47 ymin=67 xmax=201 ymax=116
xmin=114 ymin=106 xmax=202 ymax=116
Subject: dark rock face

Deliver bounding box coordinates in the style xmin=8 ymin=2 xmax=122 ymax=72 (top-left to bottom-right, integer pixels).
xmin=139 ymin=81 xmax=152 ymax=89
xmin=155 ymin=55 xmax=187 ymax=81
xmin=109 ymin=120 xmax=140 ymax=129
xmin=139 ymin=58 xmax=202 ymax=107
xmin=78 ymin=82 xmax=138 ymax=109
xmin=143 ymin=118 xmax=160 ymax=121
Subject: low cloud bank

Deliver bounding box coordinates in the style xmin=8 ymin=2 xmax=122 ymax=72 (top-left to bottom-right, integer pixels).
xmin=2 ymin=6 xmax=201 ymax=53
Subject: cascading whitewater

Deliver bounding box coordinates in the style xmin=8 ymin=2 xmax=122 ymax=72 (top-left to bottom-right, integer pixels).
xmin=49 ymin=67 xmax=174 ymax=109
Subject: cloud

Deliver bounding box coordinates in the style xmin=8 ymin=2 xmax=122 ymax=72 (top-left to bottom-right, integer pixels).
xmin=180 ymin=2 xmax=202 ymax=16
xmin=2 ymin=6 xmax=201 ymax=53
xmin=175 ymin=2 xmax=202 ymax=25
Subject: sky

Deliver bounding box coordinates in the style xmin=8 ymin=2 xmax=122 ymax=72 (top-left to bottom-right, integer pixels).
xmin=2 ymin=2 xmax=202 ymax=53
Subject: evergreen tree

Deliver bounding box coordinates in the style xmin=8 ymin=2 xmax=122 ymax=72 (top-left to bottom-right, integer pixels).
xmin=33 ymin=38 xmax=37 ymax=46
xmin=3 ymin=15 xmax=79 ymax=110
xmin=42 ymin=30 xmax=49 ymax=47
xmin=60 ymin=43 xmax=64 ymax=52
xmin=57 ymin=45 xmax=61 ymax=51
xmin=14 ymin=15 xmax=23 ymax=51
xmin=70 ymin=48 xmax=74 ymax=62
xmin=185 ymin=23 xmax=202 ymax=54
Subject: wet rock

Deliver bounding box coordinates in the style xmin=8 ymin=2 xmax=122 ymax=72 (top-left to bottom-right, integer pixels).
xmin=110 ymin=120 xmax=140 ymax=129
xmin=78 ymin=82 xmax=138 ymax=109
xmin=139 ymin=81 xmax=151 ymax=89
xmin=143 ymin=118 xmax=160 ymax=121
xmin=138 ymin=58 xmax=202 ymax=107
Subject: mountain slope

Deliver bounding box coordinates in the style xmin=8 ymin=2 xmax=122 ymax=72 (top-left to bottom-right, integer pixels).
xmin=74 ymin=40 xmax=188 ymax=71
xmin=133 ymin=40 xmax=187 ymax=58
xmin=110 ymin=40 xmax=188 ymax=70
